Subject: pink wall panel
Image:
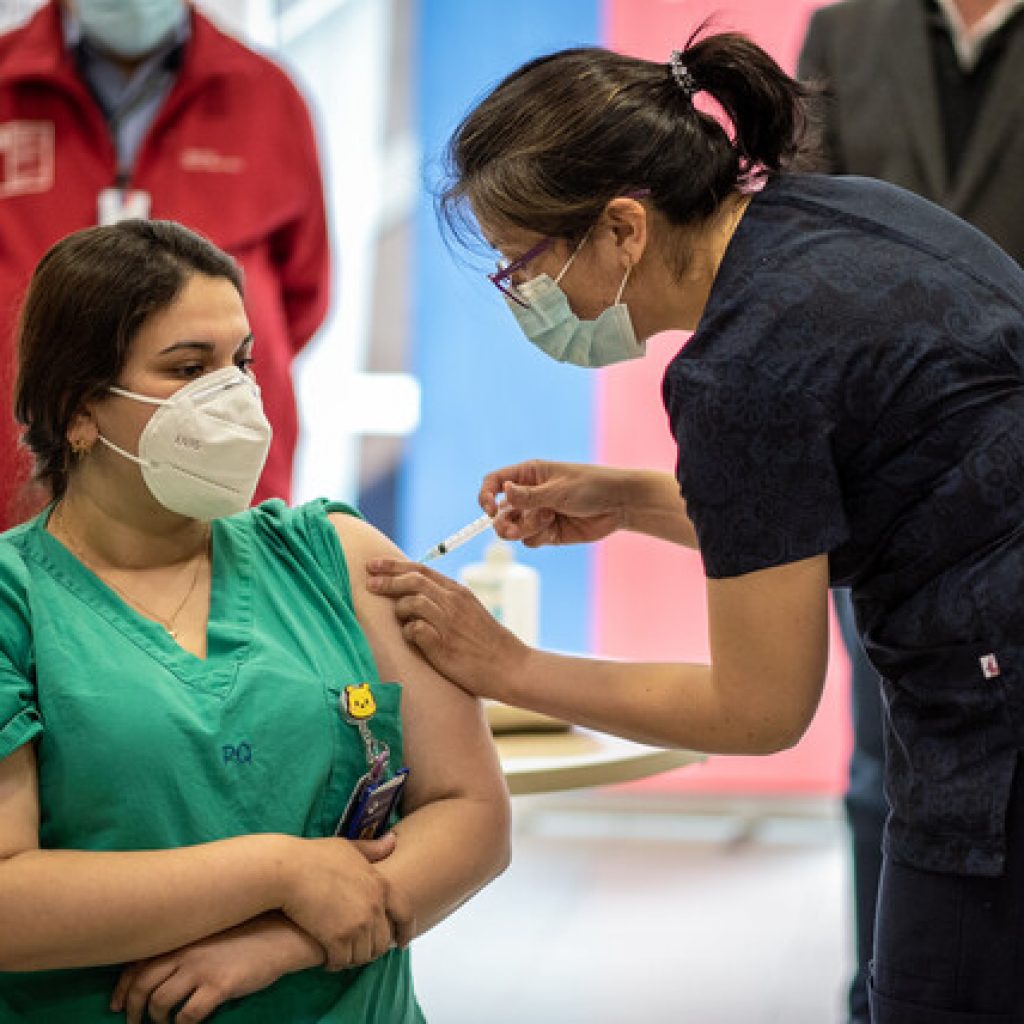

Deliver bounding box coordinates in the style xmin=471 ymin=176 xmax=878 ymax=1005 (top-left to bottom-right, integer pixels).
xmin=598 ymin=0 xmax=847 ymax=794
xmin=603 ymin=0 xmax=828 ymax=70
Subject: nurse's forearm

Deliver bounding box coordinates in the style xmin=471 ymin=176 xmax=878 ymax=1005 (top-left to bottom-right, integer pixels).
xmin=378 ymin=796 xmax=510 ymax=938
xmin=620 ymin=470 xmax=697 ymax=548
xmin=0 ymin=834 xmax=292 ymax=971
xmin=496 ymin=649 xmax=804 ymax=755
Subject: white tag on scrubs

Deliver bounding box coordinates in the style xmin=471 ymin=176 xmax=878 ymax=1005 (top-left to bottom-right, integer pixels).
xmin=980 ymin=653 xmax=1001 ymax=679
xmin=97 ymin=187 xmax=151 ymax=225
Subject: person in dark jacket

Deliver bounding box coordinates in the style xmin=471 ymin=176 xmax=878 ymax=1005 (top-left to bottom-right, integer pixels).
xmin=369 ymin=33 xmax=1024 ymax=1023
xmin=799 ymin=3 xmax=1024 ymax=1017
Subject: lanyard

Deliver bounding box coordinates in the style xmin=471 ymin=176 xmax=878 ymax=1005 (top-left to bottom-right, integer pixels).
xmin=335 ymin=682 xmax=409 ymax=840
xmin=340 ymin=682 xmax=390 ymax=779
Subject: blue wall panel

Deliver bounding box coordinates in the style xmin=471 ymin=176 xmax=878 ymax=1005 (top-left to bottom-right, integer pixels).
xmin=406 ymin=0 xmax=601 ymax=652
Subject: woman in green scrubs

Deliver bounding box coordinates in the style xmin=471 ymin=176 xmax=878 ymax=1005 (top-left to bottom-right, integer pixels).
xmin=0 ymin=220 xmax=510 ymax=1023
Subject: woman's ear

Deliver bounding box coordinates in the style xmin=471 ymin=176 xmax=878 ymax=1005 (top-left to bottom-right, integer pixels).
xmin=66 ymin=408 xmax=100 ymax=452
xmin=602 ymin=196 xmax=648 ymax=266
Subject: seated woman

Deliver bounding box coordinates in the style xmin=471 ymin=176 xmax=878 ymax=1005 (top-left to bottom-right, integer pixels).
xmin=0 ymin=219 xmax=510 ymax=1024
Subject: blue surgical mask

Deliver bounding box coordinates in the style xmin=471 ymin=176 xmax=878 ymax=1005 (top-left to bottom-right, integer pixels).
xmin=77 ymin=0 xmax=185 ymax=60
xmin=507 ymin=240 xmax=644 ymax=368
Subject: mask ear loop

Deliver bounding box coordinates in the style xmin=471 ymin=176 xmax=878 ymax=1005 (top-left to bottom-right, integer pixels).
xmin=556 ymin=226 xmax=635 ymax=309
xmin=614 ymin=264 xmax=633 ymax=305
xmin=109 ymin=385 xmax=166 ymax=406
xmin=96 ymin=433 xmax=146 ymax=466
xmin=555 ymin=225 xmax=595 ymax=285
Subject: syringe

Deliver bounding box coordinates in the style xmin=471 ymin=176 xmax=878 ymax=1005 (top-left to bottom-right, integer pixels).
xmin=420 ymin=513 xmax=494 ymax=562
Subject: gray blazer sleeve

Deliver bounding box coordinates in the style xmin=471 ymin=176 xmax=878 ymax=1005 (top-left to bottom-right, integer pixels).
xmin=798 ymin=8 xmax=845 ymax=174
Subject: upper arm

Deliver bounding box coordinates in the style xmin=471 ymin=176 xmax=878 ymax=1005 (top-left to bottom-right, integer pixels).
xmin=706 ymin=554 xmax=830 ymax=752
xmin=0 ymin=743 xmax=40 ymax=860
xmin=328 ymin=514 xmax=508 ymax=816
xmin=668 ymin=365 xmax=849 ymax=580
xmin=0 ymin=557 xmax=42 ymax=858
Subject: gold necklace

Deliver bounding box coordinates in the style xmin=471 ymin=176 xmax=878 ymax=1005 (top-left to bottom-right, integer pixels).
xmin=52 ymin=505 xmax=209 ymax=640
xmin=101 ymin=555 xmax=206 ymax=640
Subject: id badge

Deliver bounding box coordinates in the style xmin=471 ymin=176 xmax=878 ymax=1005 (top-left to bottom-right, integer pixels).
xmin=97 ymin=186 xmax=152 ymax=225
xmin=336 ymin=768 xmax=409 ymax=840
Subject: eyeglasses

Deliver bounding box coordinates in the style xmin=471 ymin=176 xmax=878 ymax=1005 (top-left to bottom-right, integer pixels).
xmin=488 ymin=190 xmax=651 ymax=308
xmin=488 ymin=237 xmax=554 ymax=308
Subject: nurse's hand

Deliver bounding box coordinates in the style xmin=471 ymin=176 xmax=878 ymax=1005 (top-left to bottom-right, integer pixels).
xmin=366 ymin=559 xmax=530 ymax=700
xmin=480 ymin=460 xmax=628 ymax=548
xmin=279 ymin=833 xmax=402 ymax=971
xmin=111 ymin=914 xmax=323 ymax=1024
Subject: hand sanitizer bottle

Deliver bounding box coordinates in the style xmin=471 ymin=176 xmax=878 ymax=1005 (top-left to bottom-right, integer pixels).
xmin=459 ymin=540 xmax=539 ymax=646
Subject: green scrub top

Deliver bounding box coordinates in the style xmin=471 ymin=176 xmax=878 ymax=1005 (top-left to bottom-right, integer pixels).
xmin=0 ymin=499 xmax=425 ymax=1023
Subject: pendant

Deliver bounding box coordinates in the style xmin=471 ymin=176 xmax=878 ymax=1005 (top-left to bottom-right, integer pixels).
xmin=342 ymin=683 xmax=378 ymax=722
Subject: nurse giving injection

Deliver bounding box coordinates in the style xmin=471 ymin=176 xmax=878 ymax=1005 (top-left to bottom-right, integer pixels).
xmin=367 ymin=32 xmax=1024 ymax=1023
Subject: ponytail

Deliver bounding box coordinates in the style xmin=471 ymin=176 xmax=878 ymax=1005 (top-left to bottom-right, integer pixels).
xmin=440 ymin=30 xmax=819 ymax=248
xmin=680 ymin=31 xmax=812 ymax=175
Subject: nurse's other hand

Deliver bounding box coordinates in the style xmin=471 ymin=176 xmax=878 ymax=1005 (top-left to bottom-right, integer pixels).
xmin=280 ymin=833 xmax=397 ymax=971
xmin=365 ymin=560 xmax=530 ymax=699
xmin=111 ymin=915 xmax=323 ymax=1024
xmin=479 ymin=459 xmax=626 ymax=548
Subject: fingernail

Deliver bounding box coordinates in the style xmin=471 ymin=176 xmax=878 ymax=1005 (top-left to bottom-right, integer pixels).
xmin=367 ymin=576 xmax=383 ymax=591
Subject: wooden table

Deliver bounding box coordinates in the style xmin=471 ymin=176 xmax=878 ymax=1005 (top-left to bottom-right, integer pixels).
xmin=494 ymin=726 xmax=704 ymax=796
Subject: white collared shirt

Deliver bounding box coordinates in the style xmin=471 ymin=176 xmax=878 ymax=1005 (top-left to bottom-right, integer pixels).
xmin=932 ymin=0 xmax=1024 ymax=70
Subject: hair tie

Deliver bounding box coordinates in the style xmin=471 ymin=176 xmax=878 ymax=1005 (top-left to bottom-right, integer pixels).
xmin=668 ymin=50 xmax=699 ymax=100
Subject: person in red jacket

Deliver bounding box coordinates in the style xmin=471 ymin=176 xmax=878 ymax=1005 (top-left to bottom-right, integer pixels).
xmin=0 ymin=0 xmax=330 ymax=525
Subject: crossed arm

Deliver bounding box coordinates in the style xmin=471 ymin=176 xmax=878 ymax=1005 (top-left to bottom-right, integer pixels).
xmin=0 ymin=513 xmax=510 ymax=1021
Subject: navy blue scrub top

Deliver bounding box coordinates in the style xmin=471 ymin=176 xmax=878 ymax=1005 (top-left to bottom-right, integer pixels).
xmin=664 ymin=173 xmax=1024 ymax=876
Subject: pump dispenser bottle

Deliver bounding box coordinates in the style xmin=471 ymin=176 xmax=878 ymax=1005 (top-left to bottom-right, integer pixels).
xmin=461 ymin=542 xmax=567 ymax=733
xmin=459 ymin=540 xmax=539 ymax=645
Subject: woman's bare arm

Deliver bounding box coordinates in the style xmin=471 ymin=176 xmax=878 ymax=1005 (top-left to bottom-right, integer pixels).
xmin=331 ymin=513 xmax=511 ymax=936
xmin=0 ymin=743 xmax=294 ymax=971
xmin=0 ymin=740 xmax=398 ymax=973
xmin=368 ymin=552 xmax=831 ymax=755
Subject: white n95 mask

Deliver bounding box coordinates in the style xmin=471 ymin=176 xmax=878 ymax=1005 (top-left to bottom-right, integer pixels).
xmin=509 ymin=260 xmax=645 ymax=368
xmin=99 ymin=366 xmax=272 ymax=521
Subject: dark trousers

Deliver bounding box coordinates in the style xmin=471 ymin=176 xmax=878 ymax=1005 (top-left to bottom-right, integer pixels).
xmin=869 ymin=754 xmax=1024 ymax=1021
xmin=835 ymin=588 xmax=887 ymax=1024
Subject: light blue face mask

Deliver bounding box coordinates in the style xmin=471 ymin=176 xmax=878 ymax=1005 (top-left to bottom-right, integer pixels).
xmin=77 ymin=0 xmax=185 ymax=60
xmin=507 ymin=238 xmax=645 ymax=368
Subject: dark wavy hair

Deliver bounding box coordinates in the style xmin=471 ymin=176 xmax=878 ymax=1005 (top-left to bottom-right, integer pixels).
xmin=14 ymin=219 xmax=243 ymax=502
xmin=440 ymin=30 xmax=819 ymax=249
